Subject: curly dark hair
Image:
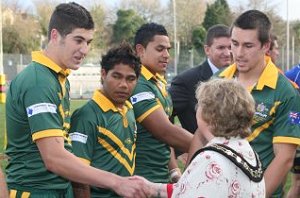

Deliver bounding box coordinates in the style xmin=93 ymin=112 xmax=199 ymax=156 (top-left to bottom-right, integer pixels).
xmin=101 ymin=42 xmax=141 ymax=77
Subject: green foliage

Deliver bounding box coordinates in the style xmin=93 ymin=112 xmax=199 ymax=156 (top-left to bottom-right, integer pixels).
xmin=203 ymin=0 xmax=232 ymax=30
xmin=191 ymin=25 xmax=206 ymax=54
xmin=3 ymin=16 xmax=40 ymax=53
xmin=90 ymin=4 xmax=106 ymax=49
xmin=112 ymin=9 xmax=145 ymax=45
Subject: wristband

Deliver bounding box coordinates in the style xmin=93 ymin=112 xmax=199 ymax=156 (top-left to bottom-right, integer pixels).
xmin=167 ymin=183 xmax=173 ymax=198
xmin=169 ymin=168 xmax=181 ymax=182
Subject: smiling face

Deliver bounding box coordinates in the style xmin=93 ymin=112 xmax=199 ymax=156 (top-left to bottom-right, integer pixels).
xmin=53 ymin=28 xmax=94 ymax=70
xmin=101 ymin=63 xmax=138 ymax=108
xmin=136 ymin=35 xmax=171 ymax=74
xmin=205 ymin=36 xmax=232 ymax=68
xmin=231 ymin=27 xmax=269 ymax=74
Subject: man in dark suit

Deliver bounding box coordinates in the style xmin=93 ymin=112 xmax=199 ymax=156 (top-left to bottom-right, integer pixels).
xmin=169 ymin=24 xmax=231 ymax=134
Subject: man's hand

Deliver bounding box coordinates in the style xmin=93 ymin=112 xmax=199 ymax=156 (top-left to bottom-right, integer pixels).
xmin=115 ymin=176 xmax=148 ymax=198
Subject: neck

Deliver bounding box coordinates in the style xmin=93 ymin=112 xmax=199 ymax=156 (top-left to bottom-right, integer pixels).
xmin=43 ymin=46 xmax=65 ymax=70
xmin=236 ymin=60 xmax=266 ymax=88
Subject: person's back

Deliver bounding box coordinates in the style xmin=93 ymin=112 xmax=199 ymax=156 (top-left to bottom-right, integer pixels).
xmin=173 ymin=138 xmax=265 ymax=197
xmin=173 ymin=78 xmax=265 ymax=198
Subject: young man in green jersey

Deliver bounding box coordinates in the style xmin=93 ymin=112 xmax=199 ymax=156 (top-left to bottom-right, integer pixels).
xmin=69 ymin=43 xmax=142 ymax=197
xmin=131 ymin=23 xmax=193 ymax=183
xmin=188 ymin=10 xmax=300 ymax=197
xmin=5 ymin=3 xmax=146 ymax=198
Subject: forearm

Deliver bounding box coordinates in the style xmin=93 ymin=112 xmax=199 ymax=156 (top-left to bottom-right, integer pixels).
xmin=147 ymin=183 xmax=168 ymax=198
xmin=264 ymin=143 xmax=297 ymax=197
xmin=264 ymin=155 xmax=294 ymax=197
xmin=47 ymin=149 xmax=121 ymax=190
xmin=72 ymin=182 xmax=90 ymax=198
xmin=161 ymin=125 xmax=193 ymax=152
xmin=37 ymin=137 xmax=121 ymax=190
xmin=0 ymin=169 xmax=8 ymax=198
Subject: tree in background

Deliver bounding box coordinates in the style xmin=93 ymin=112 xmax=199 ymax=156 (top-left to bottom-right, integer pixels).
xmin=3 ymin=6 xmax=40 ymax=53
xmin=34 ymin=0 xmax=55 ymax=48
xmin=111 ymin=9 xmax=145 ymax=46
xmin=120 ymin=0 xmax=166 ymax=23
xmin=191 ymin=25 xmax=206 ymax=55
xmin=202 ymin=0 xmax=232 ymax=30
xmin=89 ymin=4 xmax=106 ymax=50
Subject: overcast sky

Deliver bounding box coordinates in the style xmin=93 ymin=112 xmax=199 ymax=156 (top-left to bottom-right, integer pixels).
xmin=21 ymin=0 xmax=300 ymax=21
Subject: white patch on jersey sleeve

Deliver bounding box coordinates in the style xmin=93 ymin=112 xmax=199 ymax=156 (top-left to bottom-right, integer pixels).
xmin=69 ymin=132 xmax=88 ymax=144
xmin=130 ymin=92 xmax=155 ymax=105
xmin=26 ymin=103 xmax=57 ymax=118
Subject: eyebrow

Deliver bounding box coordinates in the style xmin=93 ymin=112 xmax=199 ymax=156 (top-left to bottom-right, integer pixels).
xmin=157 ymin=44 xmax=172 ymax=49
xmin=231 ymin=39 xmax=253 ymax=45
xmin=74 ymin=35 xmax=93 ymax=43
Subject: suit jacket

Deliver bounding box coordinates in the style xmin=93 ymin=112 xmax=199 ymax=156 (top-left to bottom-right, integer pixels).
xmin=168 ymin=60 xmax=213 ymax=133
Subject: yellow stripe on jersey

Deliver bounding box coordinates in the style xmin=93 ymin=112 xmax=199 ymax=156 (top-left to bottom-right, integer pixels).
xmin=98 ymin=127 xmax=136 ymax=161
xmin=136 ymin=105 xmax=160 ymax=123
xmin=79 ymin=157 xmax=91 ymax=165
xmin=98 ymin=137 xmax=135 ymax=175
xmin=273 ymin=136 xmax=300 ymax=145
xmin=21 ymin=192 xmax=30 ymax=198
xmin=32 ymin=129 xmax=64 ymax=141
xmin=9 ymin=190 xmax=17 ymax=198
xmin=269 ymin=101 xmax=281 ymax=116
xmin=247 ymin=119 xmax=274 ymax=142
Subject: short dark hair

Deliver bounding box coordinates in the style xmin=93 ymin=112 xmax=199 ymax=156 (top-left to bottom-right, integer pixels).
xmin=134 ymin=23 xmax=168 ymax=48
xmin=231 ymin=10 xmax=271 ymax=46
xmin=48 ymin=2 xmax=94 ymax=41
xmin=205 ymin=24 xmax=230 ymax=46
xmin=101 ymin=43 xmax=141 ymax=78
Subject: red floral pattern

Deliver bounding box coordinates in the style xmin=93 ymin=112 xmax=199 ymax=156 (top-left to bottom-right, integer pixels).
xmin=172 ymin=137 xmax=265 ymax=198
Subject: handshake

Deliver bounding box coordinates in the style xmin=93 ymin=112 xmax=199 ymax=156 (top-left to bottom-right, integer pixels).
xmin=115 ymin=168 xmax=182 ymax=198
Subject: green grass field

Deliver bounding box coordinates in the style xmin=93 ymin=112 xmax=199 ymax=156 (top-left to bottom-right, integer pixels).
xmin=0 ymin=100 xmax=293 ymax=192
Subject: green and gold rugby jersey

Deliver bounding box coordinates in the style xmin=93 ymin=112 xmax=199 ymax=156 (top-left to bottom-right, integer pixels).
xmin=5 ymin=51 xmax=72 ymax=191
xmin=130 ymin=66 xmax=173 ymax=183
xmin=217 ymin=56 xmax=300 ymax=196
xmin=70 ymin=90 xmax=137 ymax=198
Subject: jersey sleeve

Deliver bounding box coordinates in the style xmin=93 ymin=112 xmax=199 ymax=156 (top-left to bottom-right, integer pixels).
xmin=272 ymin=93 xmax=300 ymax=145
xmin=69 ymin=108 xmax=97 ymax=164
xmin=130 ymin=81 xmax=160 ymax=123
xmin=24 ymin=86 xmax=64 ymax=140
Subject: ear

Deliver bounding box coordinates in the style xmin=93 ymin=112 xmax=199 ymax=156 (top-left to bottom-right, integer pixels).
xmin=262 ymin=41 xmax=271 ymax=53
xmin=101 ymin=68 xmax=107 ymax=83
xmin=135 ymin=44 xmax=145 ymax=57
xmin=204 ymin=45 xmax=210 ymax=56
xmin=50 ymin=29 xmax=60 ymax=42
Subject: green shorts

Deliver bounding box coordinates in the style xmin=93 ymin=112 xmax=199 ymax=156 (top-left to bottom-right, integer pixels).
xmin=9 ymin=185 xmax=73 ymax=198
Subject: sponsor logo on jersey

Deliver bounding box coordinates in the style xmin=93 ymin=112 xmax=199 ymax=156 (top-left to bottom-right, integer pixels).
xmin=69 ymin=132 xmax=88 ymax=144
xmin=26 ymin=103 xmax=57 ymax=117
xmin=130 ymin=92 xmax=155 ymax=104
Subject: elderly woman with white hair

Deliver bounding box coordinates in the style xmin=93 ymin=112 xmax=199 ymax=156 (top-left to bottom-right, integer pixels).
xmin=143 ymin=78 xmax=265 ymax=198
